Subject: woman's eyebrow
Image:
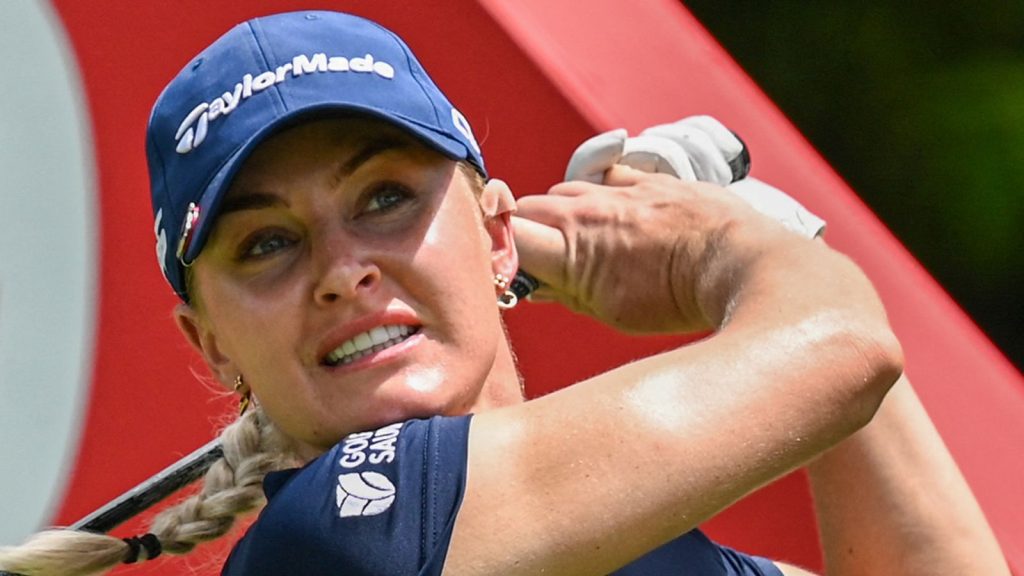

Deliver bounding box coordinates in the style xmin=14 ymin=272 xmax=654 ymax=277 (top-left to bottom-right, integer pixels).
xmin=217 ymin=137 xmax=411 ymax=216
xmin=338 ymin=137 xmax=410 ymax=178
xmin=218 ymin=192 xmax=286 ymax=216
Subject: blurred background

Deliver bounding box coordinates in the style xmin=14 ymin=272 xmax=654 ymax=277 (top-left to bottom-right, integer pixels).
xmin=685 ymin=1 xmax=1023 ymax=370
xmin=1 ymin=2 xmax=1021 ymax=573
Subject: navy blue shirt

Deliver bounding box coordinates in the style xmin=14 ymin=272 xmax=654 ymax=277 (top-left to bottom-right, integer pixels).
xmin=223 ymin=416 xmax=782 ymax=575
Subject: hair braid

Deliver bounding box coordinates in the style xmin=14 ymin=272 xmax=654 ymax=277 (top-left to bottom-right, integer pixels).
xmin=0 ymin=408 xmax=293 ymax=576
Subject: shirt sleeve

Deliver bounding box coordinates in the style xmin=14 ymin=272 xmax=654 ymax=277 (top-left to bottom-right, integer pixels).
xmin=222 ymin=415 xmax=471 ymax=576
xmin=609 ymin=530 xmax=785 ymax=576
xmin=717 ymin=544 xmax=785 ymax=576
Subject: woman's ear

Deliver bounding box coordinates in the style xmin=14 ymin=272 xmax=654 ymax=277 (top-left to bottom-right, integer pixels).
xmin=480 ymin=178 xmax=519 ymax=280
xmin=174 ymin=303 xmax=236 ymax=388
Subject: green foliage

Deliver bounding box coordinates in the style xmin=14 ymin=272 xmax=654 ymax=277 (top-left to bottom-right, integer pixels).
xmin=685 ymin=0 xmax=1024 ymax=368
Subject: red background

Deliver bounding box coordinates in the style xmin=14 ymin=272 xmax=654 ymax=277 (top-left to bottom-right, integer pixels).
xmin=45 ymin=0 xmax=1024 ymax=573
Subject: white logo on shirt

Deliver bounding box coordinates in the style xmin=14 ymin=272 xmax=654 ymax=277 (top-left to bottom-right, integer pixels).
xmin=336 ymin=471 xmax=396 ymax=517
xmin=335 ymin=422 xmax=403 ymax=518
xmin=338 ymin=422 xmax=402 ymax=469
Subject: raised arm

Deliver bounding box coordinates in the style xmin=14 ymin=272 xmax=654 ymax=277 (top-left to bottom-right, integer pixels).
xmin=807 ymin=373 xmax=1010 ymax=575
xmin=444 ymin=166 xmax=903 ymax=575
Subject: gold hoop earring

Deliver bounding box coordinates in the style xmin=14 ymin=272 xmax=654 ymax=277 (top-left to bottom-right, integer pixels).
xmin=234 ymin=374 xmax=251 ymax=416
xmin=494 ymin=274 xmax=518 ymax=310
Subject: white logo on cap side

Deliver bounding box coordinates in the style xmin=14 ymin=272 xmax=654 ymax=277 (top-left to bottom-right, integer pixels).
xmin=336 ymin=471 xmax=396 ymax=517
xmin=174 ymin=52 xmax=396 ymax=154
xmin=451 ymin=108 xmax=480 ymax=154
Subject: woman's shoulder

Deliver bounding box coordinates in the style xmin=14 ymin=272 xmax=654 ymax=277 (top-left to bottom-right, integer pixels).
xmin=222 ymin=415 xmax=472 ymax=576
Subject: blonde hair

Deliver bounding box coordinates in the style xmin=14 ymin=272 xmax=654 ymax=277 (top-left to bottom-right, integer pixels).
xmin=0 ymin=408 xmax=293 ymax=576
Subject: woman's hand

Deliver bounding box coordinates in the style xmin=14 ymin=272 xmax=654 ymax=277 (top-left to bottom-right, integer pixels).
xmin=513 ymin=164 xmax=788 ymax=334
xmin=461 ymin=166 xmax=903 ymax=574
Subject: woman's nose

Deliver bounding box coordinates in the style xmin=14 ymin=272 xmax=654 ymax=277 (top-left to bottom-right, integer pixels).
xmin=311 ymin=231 xmax=381 ymax=306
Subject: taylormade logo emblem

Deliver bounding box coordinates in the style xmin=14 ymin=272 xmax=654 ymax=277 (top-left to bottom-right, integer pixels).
xmin=174 ymin=53 xmax=396 ymax=154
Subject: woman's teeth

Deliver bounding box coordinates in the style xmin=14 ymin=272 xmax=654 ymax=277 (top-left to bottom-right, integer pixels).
xmin=324 ymin=325 xmax=416 ymax=366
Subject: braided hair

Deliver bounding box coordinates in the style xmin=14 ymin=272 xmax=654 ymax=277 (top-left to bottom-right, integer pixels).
xmin=0 ymin=408 xmax=292 ymax=576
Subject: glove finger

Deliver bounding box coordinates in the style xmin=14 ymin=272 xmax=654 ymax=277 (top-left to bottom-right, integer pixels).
xmin=676 ymin=116 xmax=750 ymax=182
xmin=676 ymin=116 xmax=745 ymax=160
xmin=641 ymin=124 xmax=732 ymax=185
xmin=564 ymin=128 xmax=627 ymax=183
xmin=620 ymin=135 xmax=697 ymax=180
xmin=727 ymin=177 xmax=826 ymax=238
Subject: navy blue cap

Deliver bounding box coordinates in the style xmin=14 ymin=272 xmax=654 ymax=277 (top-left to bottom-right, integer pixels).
xmin=146 ymin=11 xmax=486 ymax=301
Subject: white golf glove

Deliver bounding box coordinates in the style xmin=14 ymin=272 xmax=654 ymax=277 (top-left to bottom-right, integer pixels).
xmin=564 ymin=115 xmax=826 ymax=239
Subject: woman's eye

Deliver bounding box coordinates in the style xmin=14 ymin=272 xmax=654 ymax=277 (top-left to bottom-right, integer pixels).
xmin=239 ymin=231 xmax=295 ymax=260
xmin=364 ymin=183 xmax=412 ymax=214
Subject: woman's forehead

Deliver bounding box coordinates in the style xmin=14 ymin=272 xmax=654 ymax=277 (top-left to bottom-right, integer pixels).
xmin=229 ymin=116 xmax=438 ymax=191
xmin=254 ymin=116 xmax=421 ymax=160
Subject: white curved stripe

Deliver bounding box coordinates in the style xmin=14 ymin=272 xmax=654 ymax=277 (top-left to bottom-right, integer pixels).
xmin=0 ymin=0 xmax=96 ymax=543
